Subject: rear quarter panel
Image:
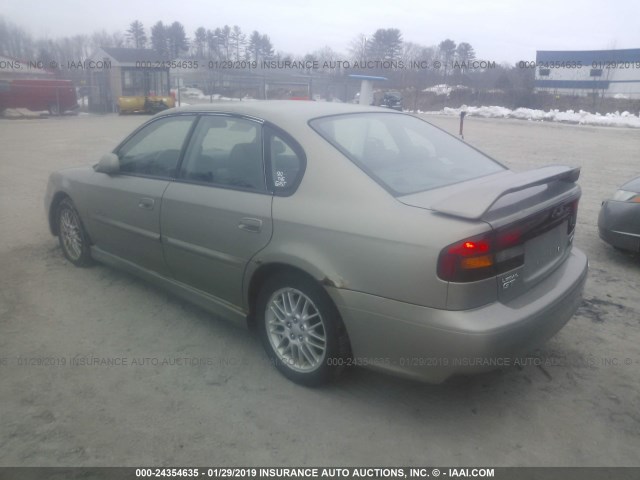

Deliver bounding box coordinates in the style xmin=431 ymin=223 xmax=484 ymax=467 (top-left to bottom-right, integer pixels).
xmin=245 ymin=128 xmax=491 ymax=310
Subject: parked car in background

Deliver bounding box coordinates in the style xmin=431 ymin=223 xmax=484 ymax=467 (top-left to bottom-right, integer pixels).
xmin=598 ymin=176 xmax=640 ymax=253
xmin=379 ymin=90 xmax=403 ymax=111
xmin=0 ymin=78 xmax=78 ymax=115
xmin=45 ymin=101 xmax=588 ymax=386
xmin=352 ymin=90 xmax=403 ymax=110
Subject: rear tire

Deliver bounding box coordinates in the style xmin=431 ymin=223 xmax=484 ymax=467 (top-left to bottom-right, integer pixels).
xmin=257 ymin=271 xmax=350 ymax=386
xmin=48 ymin=103 xmax=60 ymax=116
xmin=57 ymin=198 xmax=92 ymax=267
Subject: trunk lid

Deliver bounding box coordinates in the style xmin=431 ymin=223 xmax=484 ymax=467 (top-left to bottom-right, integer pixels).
xmin=399 ymin=165 xmax=581 ymax=304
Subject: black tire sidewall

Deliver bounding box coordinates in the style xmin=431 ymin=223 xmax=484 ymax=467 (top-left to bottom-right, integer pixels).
xmin=257 ymin=271 xmax=349 ymax=386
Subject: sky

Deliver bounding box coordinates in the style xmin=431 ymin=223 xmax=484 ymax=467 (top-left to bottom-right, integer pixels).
xmin=1 ymin=0 xmax=639 ymax=63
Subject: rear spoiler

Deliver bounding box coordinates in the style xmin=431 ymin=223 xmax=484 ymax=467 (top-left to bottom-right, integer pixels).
xmin=431 ymin=165 xmax=581 ymax=220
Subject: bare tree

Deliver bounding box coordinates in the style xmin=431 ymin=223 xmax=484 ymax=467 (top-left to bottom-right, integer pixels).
xmin=92 ymin=30 xmax=116 ymax=48
xmin=348 ymin=33 xmax=369 ymax=63
xmin=401 ymin=42 xmax=427 ymax=65
xmin=0 ymin=16 xmax=34 ymax=58
xmin=312 ymin=46 xmax=342 ymax=72
xmin=112 ymin=32 xmax=125 ymax=48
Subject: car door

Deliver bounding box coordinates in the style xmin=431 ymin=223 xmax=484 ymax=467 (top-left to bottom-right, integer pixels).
xmin=160 ymin=114 xmax=273 ymax=308
xmin=84 ymin=114 xmax=196 ymax=275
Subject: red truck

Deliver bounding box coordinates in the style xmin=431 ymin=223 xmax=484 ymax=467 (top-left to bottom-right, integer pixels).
xmin=0 ymin=79 xmax=78 ymax=115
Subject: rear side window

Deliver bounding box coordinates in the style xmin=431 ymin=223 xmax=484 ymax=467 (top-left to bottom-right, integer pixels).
xmin=179 ymin=115 xmax=265 ymax=192
xmin=266 ymin=128 xmax=305 ymax=195
xmin=310 ymin=113 xmax=504 ymax=195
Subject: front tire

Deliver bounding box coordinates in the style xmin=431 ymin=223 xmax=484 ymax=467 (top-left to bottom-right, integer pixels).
xmin=257 ymin=272 xmax=350 ymax=386
xmin=57 ymin=198 xmax=92 ymax=267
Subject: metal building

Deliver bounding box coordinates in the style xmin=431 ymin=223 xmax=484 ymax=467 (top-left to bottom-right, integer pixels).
xmin=534 ymin=49 xmax=640 ymax=99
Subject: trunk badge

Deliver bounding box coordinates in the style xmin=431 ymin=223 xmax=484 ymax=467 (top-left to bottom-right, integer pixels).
xmin=501 ymin=272 xmax=519 ymax=289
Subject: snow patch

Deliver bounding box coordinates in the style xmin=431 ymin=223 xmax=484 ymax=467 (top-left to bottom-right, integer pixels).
xmin=173 ymin=87 xmax=258 ymax=103
xmin=416 ymin=105 xmax=640 ymax=128
xmin=422 ymin=84 xmax=470 ymax=96
xmin=179 ymin=87 xmax=208 ymax=99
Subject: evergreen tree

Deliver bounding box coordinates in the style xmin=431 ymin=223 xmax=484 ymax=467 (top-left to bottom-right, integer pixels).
xmin=167 ymin=21 xmax=188 ymax=58
xmin=366 ymin=28 xmax=403 ymax=61
xmin=126 ymin=20 xmax=147 ymax=49
xmin=151 ymin=21 xmax=168 ymax=56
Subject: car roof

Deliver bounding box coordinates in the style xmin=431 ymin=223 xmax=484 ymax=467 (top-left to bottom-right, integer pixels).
xmin=155 ymin=100 xmax=402 ymax=128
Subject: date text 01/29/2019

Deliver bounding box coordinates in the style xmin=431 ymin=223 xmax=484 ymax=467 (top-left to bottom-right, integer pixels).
xmin=134 ymin=467 xmax=496 ymax=478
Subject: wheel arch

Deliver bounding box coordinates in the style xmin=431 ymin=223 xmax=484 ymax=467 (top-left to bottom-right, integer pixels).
xmin=249 ymin=260 xmax=353 ymax=384
xmin=247 ymin=263 xmax=312 ymax=325
xmin=49 ymin=192 xmax=92 ymax=247
xmin=245 ymin=261 xmax=344 ymax=330
xmin=48 ymin=191 xmax=71 ymax=235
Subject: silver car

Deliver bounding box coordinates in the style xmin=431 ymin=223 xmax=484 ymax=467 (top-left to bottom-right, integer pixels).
xmin=45 ymin=101 xmax=588 ymax=385
xmin=598 ymin=176 xmax=640 ymax=253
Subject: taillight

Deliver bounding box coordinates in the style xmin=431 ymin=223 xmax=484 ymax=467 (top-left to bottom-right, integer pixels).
xmin=568 ymin=199 xmax=578 ymax=234
xmin=438 ymin=197 xmax=579 ymax=283
xmin=437 ymin=230 xmax=524 ymax=282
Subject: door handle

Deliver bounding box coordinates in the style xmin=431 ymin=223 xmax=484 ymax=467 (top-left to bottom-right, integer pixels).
xmin=138 ymin=197 xmax=155 ymax=210
xmin=238 ymin=217 xmax=262 ymax=233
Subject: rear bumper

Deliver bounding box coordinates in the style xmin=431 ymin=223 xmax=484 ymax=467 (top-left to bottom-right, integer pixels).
xmin=328 ymin=248 xmax=588 ymax=383
xmin=598 ymin=200 xmax=640 ymax=252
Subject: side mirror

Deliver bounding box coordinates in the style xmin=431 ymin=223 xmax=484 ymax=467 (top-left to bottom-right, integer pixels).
xmin=95 ymin=153 xmax=120 ymax=174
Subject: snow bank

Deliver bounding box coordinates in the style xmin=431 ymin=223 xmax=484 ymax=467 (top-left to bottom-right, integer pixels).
xmin=422 ymin=84 xmax=470 ymax=95
xmin=417 ymin=105 xmax=640 ymax=128
xmin=1 ymin=108 xmax=48 ymax=118
xmin=174 ymin=87 xmax=257 ymax=102
xmin=179 ymin=87 xmax=208 ymax=99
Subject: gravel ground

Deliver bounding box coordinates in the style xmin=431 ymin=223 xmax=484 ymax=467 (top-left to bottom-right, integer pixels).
xmin=0 ymin=112 xmax=638 ymax=467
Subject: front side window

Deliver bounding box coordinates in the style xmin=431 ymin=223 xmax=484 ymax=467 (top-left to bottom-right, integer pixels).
xmin=310 ymin=113 xmax=505 ymax=195
xmin=117 ymin=115 xmax=195 ymax=178
xmin=180 ymin=115 xmax=265 ymax=192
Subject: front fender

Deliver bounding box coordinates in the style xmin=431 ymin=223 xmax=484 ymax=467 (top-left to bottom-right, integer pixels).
xmin=45 ymin=167 xmax=94 ymax=235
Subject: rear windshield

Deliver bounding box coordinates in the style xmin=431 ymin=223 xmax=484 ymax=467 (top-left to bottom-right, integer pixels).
xmin=310 ymin=113 xmax=505 ymax=195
